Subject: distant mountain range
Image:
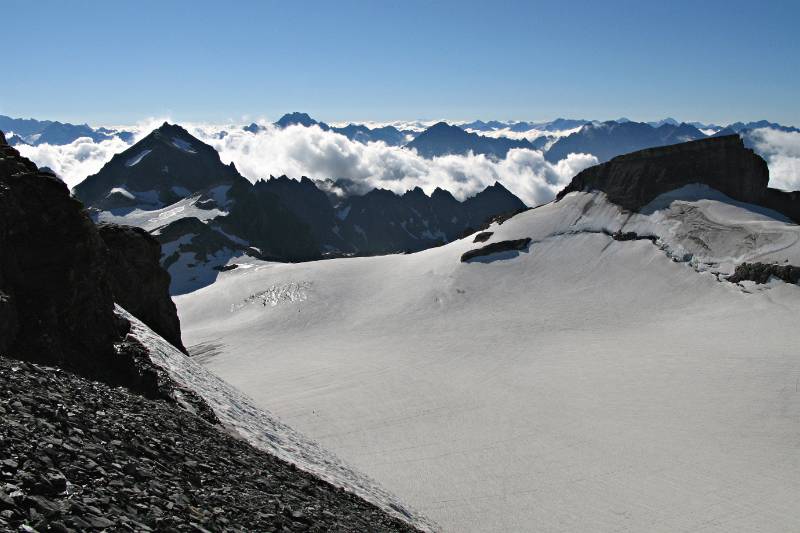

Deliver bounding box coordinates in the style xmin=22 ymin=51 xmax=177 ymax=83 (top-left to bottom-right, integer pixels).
xmin=246 ymin=112 xmax=416 ymax=146
xmin=4 ymin=111 xmax=798 ymax=167
xmin=545 ymin=121 xmax=709 ymax=163
xmin=74 ymin=123 xmax=526 ymax=293
xmin=0 ymin=115 xmax=133 ymax=146
xmin=406 ymin=121 xmax=544 ymax=158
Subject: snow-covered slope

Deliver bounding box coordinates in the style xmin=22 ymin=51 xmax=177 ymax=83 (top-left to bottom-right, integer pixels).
xmin=177 ymin=188 xmax=800 ymax=532
xmin=120 ymin=307 xmax=435 ymax=531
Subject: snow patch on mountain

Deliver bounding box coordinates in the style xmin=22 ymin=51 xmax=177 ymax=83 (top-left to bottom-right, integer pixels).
xmin=97 ymin=196 xmax=226 ymax=232
xmin=171 ymin=137 xmax=197 ymax=153
xmin=125 ymin=148 xmax=152 ymax=167
xmin=108 ymin=187 xmax=135 ymax=200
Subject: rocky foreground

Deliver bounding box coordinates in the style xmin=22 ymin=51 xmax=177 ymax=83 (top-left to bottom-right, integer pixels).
xmin=0 ymin=131 xmax=423 ymax=531
xmin=0 ymin=356 xmax=418 ymax=532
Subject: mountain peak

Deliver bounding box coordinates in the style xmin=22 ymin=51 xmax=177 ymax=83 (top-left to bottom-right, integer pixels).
xmin=427 ymin=121 xmax=461 ymax=133
xmin=556 ymin=135 xmax=800 ymax=223
xmin=275 ymin=112 xmax=329 ymax=130
xmin=74 ymin=122 xmax=247 ymax=208
xmin=403 ymin=186 xmax=427 ymax=197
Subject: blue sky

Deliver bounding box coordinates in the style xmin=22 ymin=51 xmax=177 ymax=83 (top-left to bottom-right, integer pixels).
xmin=4 ymin=0 xmax=798 ymax=126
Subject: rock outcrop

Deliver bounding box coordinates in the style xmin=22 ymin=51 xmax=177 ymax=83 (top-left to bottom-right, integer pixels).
xmin=0 ymin=135 xmax=122 ymax=372
xmin=556 ymin=135 xmax=800 ymax=224
xmin=0 ymin=133 xmax=186 ymax=392
xmin=473 ymin=231 xmax=493 ymax=243
xmin=461 ymin=238 xmax=532 ymax=262
xmin=727 ymin=262 xmax=800 ymax=285
xmin=97 ymin=223 xmax=186 ymax=353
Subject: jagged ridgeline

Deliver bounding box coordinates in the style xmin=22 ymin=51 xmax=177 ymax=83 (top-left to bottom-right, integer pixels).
xmin=73 ymin=122 xmax=527 ymax=293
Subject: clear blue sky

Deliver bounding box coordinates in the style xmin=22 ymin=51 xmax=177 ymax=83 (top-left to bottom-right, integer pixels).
xmin=3 ymin=0 xmax=798 ymax=126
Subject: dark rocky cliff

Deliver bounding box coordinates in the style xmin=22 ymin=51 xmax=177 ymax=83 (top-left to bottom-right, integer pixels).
xmin=0 ymin=132 xmax=186 ymax=388
xmin=97 ymin=223 xmax=186 ymax=353
xmin=556 ymin=135 xmax=800 ymax=223
xmin=0 ymin=135 xmax=121 ymax=369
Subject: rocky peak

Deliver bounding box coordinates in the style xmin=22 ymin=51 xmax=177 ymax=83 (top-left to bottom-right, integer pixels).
xmin=556 ymin=135 xmax=800 ymax=223
xmin=403 ymin=186 xmax=427 ymax=198
xmin=275 ymin=112 xmax=329 ymax=130
xmin=431 ymin=187 xmax=457 ymax=203
xmin=74 ymin=122 xmax=248 ymax=209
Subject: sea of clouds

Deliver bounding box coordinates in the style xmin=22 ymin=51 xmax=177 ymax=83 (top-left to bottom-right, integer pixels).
xmin=13 ymin=121 xmax=800 ymax=207
xmin=748 ymin=128 xmax=800 ymax=191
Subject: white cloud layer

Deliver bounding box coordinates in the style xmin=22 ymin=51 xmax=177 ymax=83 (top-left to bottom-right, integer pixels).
xmin=16 ymin=137 xmax=130 ymax=189
xmin=201 ymin=124 xmax=598 ymax=206
xmin=12 ymin=122 xmax=799 ymax=207
xmin=13 ymin=117 xmax=168 ymax=190
xmin=748 ymin=127 xmax=800 ymax=191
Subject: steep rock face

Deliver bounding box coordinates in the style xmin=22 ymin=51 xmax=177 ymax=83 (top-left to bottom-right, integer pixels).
xmin=97 ymin=223 xmax=186 ymax=353
xmin=0 ymin=133 xmax=187 ymax=395
xmin=250 ymin=175 xmax=341 ymax=250
xmin=556 ymin=135 xmax=800 ymax=223
xmin=0 ymin=137 xmax=120 ymax=369
xmin=221 ymin=180 xmax=321 ymax=261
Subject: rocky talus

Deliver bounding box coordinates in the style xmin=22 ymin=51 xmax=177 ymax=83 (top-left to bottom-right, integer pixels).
xmin=0 ymin=357 xmax=418 ymax=532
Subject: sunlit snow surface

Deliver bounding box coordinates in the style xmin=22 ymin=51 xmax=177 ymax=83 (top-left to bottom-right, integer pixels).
xmin=121 ymin=308 xmax=435 ymax=531
xmin=177 ymin=187 xmax=800 ymax=532
xmin=96 ymin=195 xmax=226 ymax=232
